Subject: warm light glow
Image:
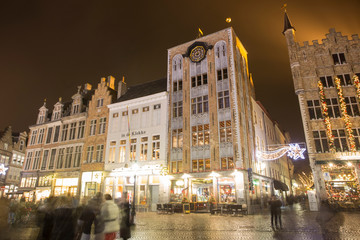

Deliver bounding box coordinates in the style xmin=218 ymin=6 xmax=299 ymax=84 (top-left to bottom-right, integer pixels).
xmin=182 ymin=173 xmax=191 ymax=179
xmin=329 ymin=163 xmax=334 ymax=168
xmin=176 ymin=180 xmax=184 ymax=186
xmin=226 ymin=18 xmax=232 ymax=23
xmin=0 ymin=164 xmax=8 ymax=175
xmin=209 ymin=171 xmax=220 ymax=178
xmin=347 ymin=162 xmax=353 ymax=167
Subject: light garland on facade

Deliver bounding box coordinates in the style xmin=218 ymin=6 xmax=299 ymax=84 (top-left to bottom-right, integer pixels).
xmin=353 ymin=75 xmax=360 ymax=102
xmin=334 ymin=77 xmax=356 ymax=152
xmin=256 ymin=143 xmax=306 ymax=161
xmin=318 ymin=80 xmax=335 ymax=152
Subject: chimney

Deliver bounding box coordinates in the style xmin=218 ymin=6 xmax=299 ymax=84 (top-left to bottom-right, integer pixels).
xmin=107 ymin=75 xmax=115 ymax=90
xmin=117 ymin=76 xmax=127 ymax=99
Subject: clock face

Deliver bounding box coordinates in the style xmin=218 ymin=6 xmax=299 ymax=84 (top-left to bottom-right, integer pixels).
xmin=189 ymin=46 xmax=206 ymax=63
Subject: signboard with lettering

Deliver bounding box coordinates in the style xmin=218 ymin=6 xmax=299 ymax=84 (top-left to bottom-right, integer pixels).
xmin=121 ymin=130 xmax=146 ymax=138
xmin=183 ymin=203 xmax=190 ymax=214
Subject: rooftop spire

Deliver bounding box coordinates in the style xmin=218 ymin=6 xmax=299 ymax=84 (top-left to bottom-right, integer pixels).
xmin=282 ymin=6 xmax=295 ymax=35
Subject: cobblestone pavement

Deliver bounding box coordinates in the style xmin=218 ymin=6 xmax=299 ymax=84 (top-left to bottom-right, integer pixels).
xmin=4 ymin=203 xmax=360 ymax=240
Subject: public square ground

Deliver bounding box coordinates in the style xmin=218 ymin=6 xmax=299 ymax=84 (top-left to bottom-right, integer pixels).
xmin=4 ymin=203 xmax=360 ymax=240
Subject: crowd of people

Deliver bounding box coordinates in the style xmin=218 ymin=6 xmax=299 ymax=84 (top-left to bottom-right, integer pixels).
xmin=2 ymin=192 xmax=133 ymax=240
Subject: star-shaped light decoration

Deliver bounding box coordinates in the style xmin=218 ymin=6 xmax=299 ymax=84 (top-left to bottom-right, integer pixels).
xmin=287 ymin=144 xmax=306 ymax=160
xmin=0 ymin=164 xmax=8 ymax=175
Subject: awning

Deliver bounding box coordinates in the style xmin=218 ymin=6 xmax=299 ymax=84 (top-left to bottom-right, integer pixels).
xmin=273 ymin=180 xmax=289 ymax=191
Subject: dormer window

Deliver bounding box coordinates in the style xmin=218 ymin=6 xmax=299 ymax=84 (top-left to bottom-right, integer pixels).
xmin=19 ymin=140 xmax=24 ymax=151
xmin=72 ymin=104 xmax=80 ymax=115
xmin=97 ymin=98 xmax=104 ymax=108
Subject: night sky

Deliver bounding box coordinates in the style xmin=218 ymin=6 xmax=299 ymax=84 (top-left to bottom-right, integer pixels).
xmin=1 ymin=0 xmax=359 ymax=148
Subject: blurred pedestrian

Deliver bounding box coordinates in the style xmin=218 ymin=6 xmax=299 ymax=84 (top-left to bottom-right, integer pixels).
xmin=269 ymin=195 xmax=282 ymax=230
xmin=101 ymin=194 xmax=120 ymax=240
xmin=50 ymin=196 xmax=77 ymax=240
xmin=78 ymin=193 xmax=104 ymax=240
xmin=119 ymin=192 xmax=131 ymax=240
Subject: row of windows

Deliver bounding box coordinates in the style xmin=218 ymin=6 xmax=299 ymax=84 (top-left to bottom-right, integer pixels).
xmin=24 ymin=147 xmax=82 ymax=171
xmin=113 ymin=104 xmax=161 ymax=118
xmin=307 ymin=97 xmax=360 ymax=120
xmin=319 ymin=73 xmax=360 ymax=88
xmin=313 ymin=128 xmax=360 ymax=153
xmin=86 ymin=145 xmax=104 ymax=163
xmin=107 ymin=135 xmax=161 ymax=163
xmin=170 ymin=157 xmax=234 ymax=173
xmin=30 ymin=121 xmax=86 ymax=146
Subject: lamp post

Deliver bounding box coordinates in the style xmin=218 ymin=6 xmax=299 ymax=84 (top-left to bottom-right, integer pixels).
xmin=131 ymin=163 xmax=139 ymax=225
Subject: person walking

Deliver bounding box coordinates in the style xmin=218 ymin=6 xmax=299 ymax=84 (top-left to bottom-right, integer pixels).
xmin=50 ymin=196 xmax=77 ymax=240
xmin=119 ymin=192 xmax=131 ymax=240
xmin=269 ymin=195 xmax=282 ymax=230
xmin=100 ymin=194 xmax=120 ymax=240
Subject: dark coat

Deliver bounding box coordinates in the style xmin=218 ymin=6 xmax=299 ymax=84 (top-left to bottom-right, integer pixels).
xmin=50 ymin=208 xmax=76 ymax=240
xmin=270 ymin=199 xmax=282 ymax=214
xmin=120 ymin=202 xmax=131 ymax=239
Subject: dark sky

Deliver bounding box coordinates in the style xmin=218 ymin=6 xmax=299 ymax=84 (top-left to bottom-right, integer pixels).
xmin=1 ymin=0 xmax=359 ymax=145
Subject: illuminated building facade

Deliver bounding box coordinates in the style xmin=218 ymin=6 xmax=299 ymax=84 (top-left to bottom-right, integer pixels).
xmin=283 ymin=12 xmax=360 ymax=203
xmin=167 ymin=28 xmax=273 ymax=209
xmin=80 ymin=76 xmax=119 ymax=200
xmin=0 ymin=126 xmax=27 ymax=198
xmin=104 ymin=79 xmax=169 ymax=211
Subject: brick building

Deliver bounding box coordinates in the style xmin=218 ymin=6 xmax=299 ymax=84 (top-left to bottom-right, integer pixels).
xmin=283 ymin=11 xmax=360 ymax=204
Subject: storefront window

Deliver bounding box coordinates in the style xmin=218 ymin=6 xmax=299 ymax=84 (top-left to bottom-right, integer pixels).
xmin=170 ymin=180 xmax=184 ymax=203
xmin=218 ymin=178 xmax=235 ymax=203
xmin=191 ymin=178 xmax=213 ymax=202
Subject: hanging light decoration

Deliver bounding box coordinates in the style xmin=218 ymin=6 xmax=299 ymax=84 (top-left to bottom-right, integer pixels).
xmin=353 ymin=75 xmax=360 ymax=102
xmin=318 ymin=80 xmax=335 ymax=152
xmin=334 ymin=77 xmax=356 ymax=152
xmin=256 ymin=143 xmax=306 ymax=161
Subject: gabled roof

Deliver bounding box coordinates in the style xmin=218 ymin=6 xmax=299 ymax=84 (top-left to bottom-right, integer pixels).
xmin=282 ymin=11 xmax=295 ymax=35
xmin=117 ymin=78 xmax=167 ymax=102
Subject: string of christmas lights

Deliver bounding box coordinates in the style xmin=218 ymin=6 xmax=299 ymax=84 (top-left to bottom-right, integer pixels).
xmin=318 ymin=80 xmax=335 ymax=152
xmin=353 ymin=75 xmax=360 ymax=102
xmin=334 ymin=77 xmax=356 ymax=152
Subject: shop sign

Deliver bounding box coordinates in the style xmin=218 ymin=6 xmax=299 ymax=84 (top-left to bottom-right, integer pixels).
xmin=121 ymin=130 xmax=146 ymax=138
xmin=323 ymin=172 xmax=331 ymax=181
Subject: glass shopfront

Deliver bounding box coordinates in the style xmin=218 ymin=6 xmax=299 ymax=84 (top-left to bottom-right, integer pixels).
xmin=54 ymin=178 xmax=78 ymax=196
xmin=218 ymin=178 xmax=235 ymax=203
xmin=81 ymin=172 xmax=103 ymax=198
xmin=191 ymin=178 xmax=213 ymax=202
xmin=323 ymin=163 xmax=360 ymax=202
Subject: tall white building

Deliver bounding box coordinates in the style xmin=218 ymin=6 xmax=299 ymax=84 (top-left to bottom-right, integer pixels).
xmin=104 ymin=78 xmax=169 ymax=211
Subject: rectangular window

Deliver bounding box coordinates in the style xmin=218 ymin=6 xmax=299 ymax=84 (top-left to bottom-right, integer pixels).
xmin=140 ymin=137 xmax=148 ymax=161
xmin=41 ymin=150 xmax=49 ymax=170
xmin=132 ymin=109 xmax=139 ymax=114
xmin=73 ymin=146 xmax=82 ymax=167
xmin=64 ymin=147 xmax=73 ymax=168
xmin=154 ymin=104 xmax=161 ymax=110
xmin=32 ymin=151 xmax=41 ymax=170
xmin=171 ymin=161 xmax=183 ymax=173
xmin=122 ymin=111 xmax=128 ymax=116
xmin=86 ymin=146 xmax=94 ymax=163
xmin=97 ymin=98 xmax=104 ymax=107
xmin=173 ymin=101 xmax=183 ymax=118
xmin=96 ymin=144 xmax=104 ymax=162
xmin=172 ymin=129 xmax=183 ymax=148
xmin=109 ymin=147 xmax=116 ymax=163
xmin=217 ymin=68 xmax=228 ymax=81
xmin=46 ymin=127 xmax=53 ymax=144
xmin=325 ymin=98 xmax=341 ymax=118
xmin=143 ymin=106 xmax=149 ymax=112
xmin=38 ymin=129 xmax=44 ymax=144
xmin=192 ymin=124 xmax=210 ymax=146
xmin=307 ymin=100 xmax=323 ymax=120
xmin=53 ymin=126 xmax=60 ymax=142
xmin=219 ymin=120 xmax=232 ymax=142
xmin=218 ymin=91 xmax=230 ymax=109
xmin=130 ymin=139 xmax=137 ymax=161
xmin=332 ymin=53 xmax=346 ymax=65
xmin=77 ymin=121 xmax=85 ymax=139
xmin=313 ymin=130 xmax=329 ymax=153
xmin=333 ymin=129 xmax=349 ymax=152
xmin=89 ymin=120 xmax=97 ymax=136
xmin=99 ymin=118 xmax=106 ymax=134
xmin=221 ymin=157 xmax=234 ymax=170
xmin=152 ymin=135 xmax=160 ymax=160
xmin=24 ymin=152 xmax=33 ymax=170
xmin=56 ymin=148 xmax=65 ymax=169
xmin=191 ymin=74 xmax=208 ymax=88
xmin=119 ymin=145 xmax=126 ymax=163
xmin=191 ymin=95 xmax=209 ymax=114
xmin=69 ymin=122 xmax=77 ymax=140
xmin=192 ymin=159 xmax=210 ymax=172
xmin=319 ymin=76 xmax=334 ymax=88
xmin=345 ymin=97 xmax=360 ymax=117
xmin=30 ymin=130 xmax=37 ymax=145
xmin=354 ymin=128 xmax=360 ymax=150
xmin=48 ymin=149 xmax=57 ymax=169
xmin=61 ymin=124 xmax=68 ymax=141
xmin=337 ymin=74 xmax=352 ymax=86
xmin=113 ymin=113 xmax=119 ymax=118
xmin=72 ymin=104 xmax=80 ymax=114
